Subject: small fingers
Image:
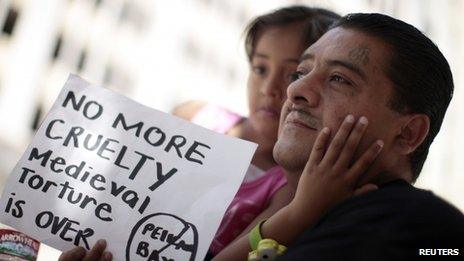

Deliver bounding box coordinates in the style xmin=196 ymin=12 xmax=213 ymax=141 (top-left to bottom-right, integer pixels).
xmin=59 ymin=246 xmax=86 ymax=261
xmin=307 ymin=127 xmax=331 ymax=165
xmin=99 ymin=251 xmax=113 ymax=261
xmin=348 ymin=139 xmax=384 ymax=181
xmin=322 ymin=115 xmax=356 ymax=165
xmin=83 ymin=239 xmax=107 ymax=261
xmin=334 ymin=116 xmax=368 ymax=170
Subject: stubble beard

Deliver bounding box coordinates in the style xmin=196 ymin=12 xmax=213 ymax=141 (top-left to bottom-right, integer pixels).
xmin=273 ymin=137 xmax=311 ymax=176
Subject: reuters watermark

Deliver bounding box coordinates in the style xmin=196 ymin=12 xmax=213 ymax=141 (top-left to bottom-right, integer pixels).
xmin=419 ymin=249 xmax=460 ymax=256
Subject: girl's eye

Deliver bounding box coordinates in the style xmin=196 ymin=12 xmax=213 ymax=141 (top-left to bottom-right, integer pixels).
xmin=251 ymin=65 xmax=266 ymax=75
xmin=290 ymin=71 xmax=304 ymax=82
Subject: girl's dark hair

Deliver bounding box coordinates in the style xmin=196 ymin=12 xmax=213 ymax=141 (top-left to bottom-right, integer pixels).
xmin=244 ymin=5 xmax=340 ymax=61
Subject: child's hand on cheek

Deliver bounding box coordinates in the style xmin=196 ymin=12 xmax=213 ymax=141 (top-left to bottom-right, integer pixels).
xmin=288 ymin=115 xmax=384 ymax=227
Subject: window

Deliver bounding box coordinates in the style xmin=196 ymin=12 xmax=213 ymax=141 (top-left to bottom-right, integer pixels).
xmin=2 ymin=7 xmax=19 ymax=36
xmin=118 ymin=1 xmax=149 ymax=31
xmin=31 ymin=104 xmax=43 ymax=131
xmin=94 ymin=0 xmax=103 ymax=9
xmin=77 ymin=48 xmax=87 ymax=71
xmin=51 ymin=34 xmax=63 ymax=60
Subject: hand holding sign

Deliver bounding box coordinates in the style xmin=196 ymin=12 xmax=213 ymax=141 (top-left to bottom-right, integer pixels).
xmin=58 ymin=239 xmax=112 ymax=261
xmin=0 ymin=75 xmax=257 ymax=260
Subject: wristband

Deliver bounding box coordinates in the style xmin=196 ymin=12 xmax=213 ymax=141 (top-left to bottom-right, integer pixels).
xmin=249 ymin=219 xmax=266 ymax=251
xmin=248 ymin=239 xmax=287 ymax=261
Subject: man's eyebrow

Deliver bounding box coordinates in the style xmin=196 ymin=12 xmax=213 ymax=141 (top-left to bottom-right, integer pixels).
xmin=327 ymin=59 xmax=367 ymax=81
xmin=298 ymin=53 xmax=367 ymax=81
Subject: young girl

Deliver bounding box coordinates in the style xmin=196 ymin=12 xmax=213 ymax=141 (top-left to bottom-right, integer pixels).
xmin=173 ymin=6 xmax=340 ymax=258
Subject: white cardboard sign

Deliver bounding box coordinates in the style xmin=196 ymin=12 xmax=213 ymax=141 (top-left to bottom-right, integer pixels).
xmin=0 ymin=75 xmax=256 ymax=260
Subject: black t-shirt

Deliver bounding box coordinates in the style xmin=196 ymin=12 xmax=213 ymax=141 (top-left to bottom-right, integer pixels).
xmin=279 ymin=180 xmax=464 ymax=260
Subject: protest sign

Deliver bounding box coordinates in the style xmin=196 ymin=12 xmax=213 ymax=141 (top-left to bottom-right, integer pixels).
xmin=0 ymin=74 xmax=257 ymax=260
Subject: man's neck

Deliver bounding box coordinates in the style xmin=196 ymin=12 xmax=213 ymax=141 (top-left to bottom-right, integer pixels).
xmin=372 ymin=156 xmax=414 ymax=184
xmin=367 ymin=169 xmax=413 ymax=186
xmin=283 ymin=169 xmax=413 ymax=192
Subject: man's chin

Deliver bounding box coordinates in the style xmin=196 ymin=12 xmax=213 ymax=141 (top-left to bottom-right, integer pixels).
xmin=273 ymin=139 xmax=312 ymax=174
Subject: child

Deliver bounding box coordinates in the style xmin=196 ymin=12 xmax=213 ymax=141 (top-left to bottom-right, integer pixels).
xmin=173 ymin=6 xmax=340 ymax=257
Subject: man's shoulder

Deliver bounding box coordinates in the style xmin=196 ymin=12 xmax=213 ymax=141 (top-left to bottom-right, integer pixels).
xmin=313 ymin=179 xmax=463 ymax=245
xmin=327 ymin=179 xmax=463 ymax=222
xmin=280 ymin=180 xmax=464 ymax=260
xmin=320 ymin=179 xmax=464 ymax=239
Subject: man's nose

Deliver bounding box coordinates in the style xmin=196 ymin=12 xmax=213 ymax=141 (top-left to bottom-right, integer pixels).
xmin=287 ymin=73 xmax=320 ymax=107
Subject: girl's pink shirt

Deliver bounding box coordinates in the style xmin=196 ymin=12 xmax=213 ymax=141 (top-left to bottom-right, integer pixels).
xmin=191 ymin=104 xmax=287 ymax=255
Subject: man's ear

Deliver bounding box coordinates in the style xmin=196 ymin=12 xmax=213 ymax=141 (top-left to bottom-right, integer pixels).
xmin=396 ymin=114 xmax=430 ymax=154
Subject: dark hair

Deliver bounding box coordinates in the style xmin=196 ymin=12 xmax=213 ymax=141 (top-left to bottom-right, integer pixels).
xmin=333 ymin=13 xmax=454 ymax=181
xmin=244 ymin=6 xmax=340 ymax=61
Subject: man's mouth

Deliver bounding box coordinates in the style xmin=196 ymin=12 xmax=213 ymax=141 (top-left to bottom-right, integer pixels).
xmin=285 ymin=109 xmax=319 ymax=130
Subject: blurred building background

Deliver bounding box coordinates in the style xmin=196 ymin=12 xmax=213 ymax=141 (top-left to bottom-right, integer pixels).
xmin=0 ymin=0 xmax=463 ymax=259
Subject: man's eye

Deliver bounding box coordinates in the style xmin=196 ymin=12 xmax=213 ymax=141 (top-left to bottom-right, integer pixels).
xmin=252 ymin=66 xmax=266 ymax=75
xmin=330 ymin=75 xmax=349 ymax=84
xmin=290 ymin=71 xmax=304 ymax=82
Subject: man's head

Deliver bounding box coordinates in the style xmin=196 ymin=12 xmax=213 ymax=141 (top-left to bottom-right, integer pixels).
xmin=273 ymin=13 xmax=453 ymax=183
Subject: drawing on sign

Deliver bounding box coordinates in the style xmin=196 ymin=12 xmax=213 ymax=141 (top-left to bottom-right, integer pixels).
xmin=126 ymin=213 xmax=198 ymax=261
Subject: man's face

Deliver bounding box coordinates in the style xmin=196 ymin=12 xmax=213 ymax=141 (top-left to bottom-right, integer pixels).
xmin=273 ymin=27 xmax=404 ymax=176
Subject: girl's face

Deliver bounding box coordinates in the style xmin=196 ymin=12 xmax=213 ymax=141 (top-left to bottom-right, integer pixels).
xmin=247 ymin=23 xmax=307 ymax=140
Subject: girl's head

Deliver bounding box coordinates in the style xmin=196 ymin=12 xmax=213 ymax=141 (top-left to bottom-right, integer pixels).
xmin=244 ymin=6 xmax=340 ymax=140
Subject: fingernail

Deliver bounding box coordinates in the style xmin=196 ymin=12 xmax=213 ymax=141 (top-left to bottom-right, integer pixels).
xmin=376 ymin=140 xmax=384 ymax=149
xmin=359 ymin=116 xmax=368 ymax=125
xmin=103 ymin=252 xmax=113 ymax=261
xmin=322 ymin=127 xmax=330 ymax=134
xmin=97 ymin=239 xmax=106 ymax=248
xmin=346 ymin=114 xmax=354 ymax=123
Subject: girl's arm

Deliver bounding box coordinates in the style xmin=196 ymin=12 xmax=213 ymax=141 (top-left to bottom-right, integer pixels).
xmin=235 ymin=184 xmax=294 ymax=241
xmin=171 ymin=100 xmax=206 ymax=121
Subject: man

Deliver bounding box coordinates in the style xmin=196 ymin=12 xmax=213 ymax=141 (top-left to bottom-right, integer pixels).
xmin=273 ymin=13 xmax=464 ymax=259
xmin=60 ymin=13 xmax=464 ymax=261
xmin=219 ymin=11 xmax=463 ymax=260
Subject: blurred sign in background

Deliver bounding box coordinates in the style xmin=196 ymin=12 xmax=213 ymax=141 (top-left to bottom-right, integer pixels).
xmin=0 ymin=0 xmax=463 ymax=259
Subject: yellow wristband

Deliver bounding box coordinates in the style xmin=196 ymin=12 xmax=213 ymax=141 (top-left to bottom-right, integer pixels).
xmin=248 ymin=239 xmax=287 ymax=261
xmin=249 ymin=219 xmax=266 ymax=250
